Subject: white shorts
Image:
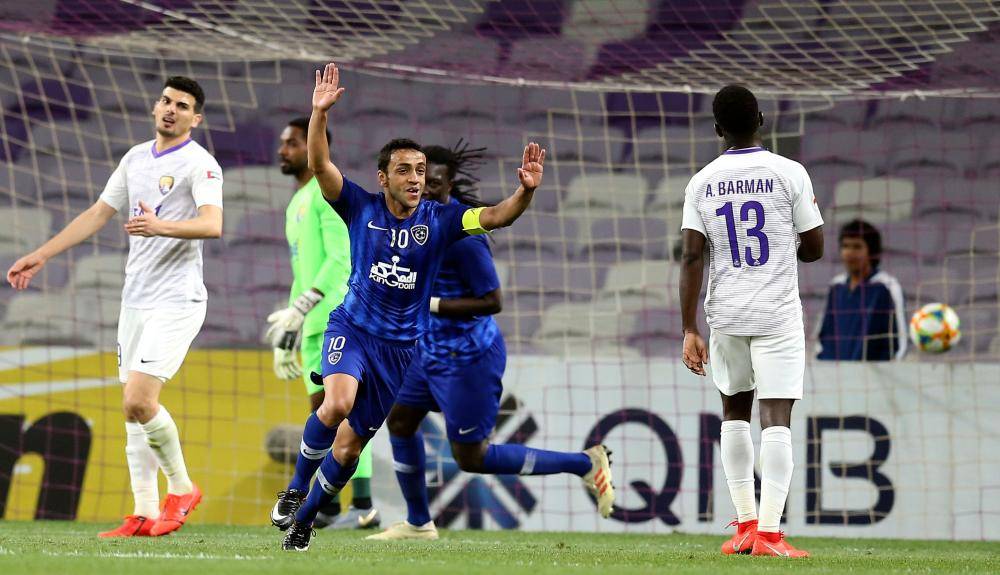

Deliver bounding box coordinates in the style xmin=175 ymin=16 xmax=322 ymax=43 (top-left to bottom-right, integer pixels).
xmin=709 ymin=328 xmax=805 ymax=400
xmin=117 ymin=303 xmax=206 ymax=383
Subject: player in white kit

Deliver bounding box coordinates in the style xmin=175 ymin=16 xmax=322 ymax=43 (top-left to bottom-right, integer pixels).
xmin=679 ymin=85 xmax=824 ymax=558
xmin=6 ymin=77 xmax=223 ymax=538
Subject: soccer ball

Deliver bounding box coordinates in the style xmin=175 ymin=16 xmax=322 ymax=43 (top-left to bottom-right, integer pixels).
xmin=909 ymin=303 xmax=961 ymax=353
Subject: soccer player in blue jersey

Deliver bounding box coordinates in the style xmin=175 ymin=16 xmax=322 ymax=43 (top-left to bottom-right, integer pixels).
xmin=270 ymin=62 xmax=565 ymax=551
xmin=367 ymin=142 xmax=614 ymax=540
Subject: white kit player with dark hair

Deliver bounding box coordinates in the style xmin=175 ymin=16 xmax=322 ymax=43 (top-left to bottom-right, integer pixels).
xmin=679 ymin=85 xmax=824 ymax=558
xmin=7 ymin=76 xmax=223 ymax=538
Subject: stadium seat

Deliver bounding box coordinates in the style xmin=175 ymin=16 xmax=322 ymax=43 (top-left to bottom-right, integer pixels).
xmin=492 ymin=213 xmax=578 ymax=263
xmin=577 ymin=216 xmax=668 ymax=263
xmin=494 ymin=310 xmax=541 ymax=347
xmin=597 ymin=259 xmax=675 ymax=310
xmin=73 ymin=291 xmax=121 ymax=347
xmin=532 ymin=300 xmax=626 ymax=354
xmin=0 ymin=207 xmax=52 ymax=252
xmin=520 ymin=87 xmax=604 ymax=124
xmin=244 ymin=246 xmax=294 ymax=293
xmin=889 ymin=146 xmax=962 ymax=179
xmin=199 ymin=292 xmax=261 ymax=347
xmin=831 ymin=177 xmax=915 ymax=223
xmin=70 ymin=252 xmax=127 ymax=294
xmin=870 ymin=97 xmax=954 ymax=129
xmin=506 ymin=262 xmax=599 ymax=308
xmin=804 ymin=101 xmax=871 ymax=129
xmin=0 ymin=292 xmax=93 ymax=346
xmin=433 ymin=117 xmax=525 ymax=162
xmin=546 ymin=118 xmax=627 ymax=164
xmin=562 ymin=172 xmax=648 ymax=216
xmin=416 ymin=78 xmax=512 ymax=123
xmin=801 ymin=128 xmax=889 ymax=173
xmin=223 ymin=166 xmax=290 ymax=211
xmin=648 ymin=174 xmax=691 ymax=215
xmin=228 ymin=210 xmax=285 ymax=246
xmin=634 ymin=124 xmax=719 ymax=167
xmin=29 ymin=121 xmax=114 ymax=164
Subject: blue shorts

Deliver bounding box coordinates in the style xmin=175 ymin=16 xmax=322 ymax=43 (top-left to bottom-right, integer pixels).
xmin=313 ymin=308 xmax=415 ymax=439
xmin=396 ymin=334 xmax=506 ymax=443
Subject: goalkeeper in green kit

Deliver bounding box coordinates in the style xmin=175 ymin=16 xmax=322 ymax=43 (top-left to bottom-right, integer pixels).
xmin=266 ymin=117 xmax=380 ymax=530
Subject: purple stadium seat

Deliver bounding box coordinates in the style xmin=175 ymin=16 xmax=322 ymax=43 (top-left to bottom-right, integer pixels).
xmin=204 ymin=122 xmax=275 ymax=167
xmin=229 ymin=210 xmax=285 ymax=245
xmin=492 ymin=213 xmax=578 ymax=263
xmin=20 ymin=77 xmax=92 ymax=121
xmin=577 ymin=216 xmax=668 ymax=263
xmin=200 ymin=293 xmax=258 ymax=347
xmin=870 ymin=98 xmax=951 ymax=129
xmin=506 ymin=262 xmax=599 ymax=305
xmin=807 ymin=101 xmax=873 ymax=129
xmin=0 ymin=111 xmax=30 ymax=163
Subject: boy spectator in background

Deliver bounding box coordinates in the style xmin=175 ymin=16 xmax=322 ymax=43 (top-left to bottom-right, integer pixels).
xmin=817 ymin=219 xmax=906 ymax=361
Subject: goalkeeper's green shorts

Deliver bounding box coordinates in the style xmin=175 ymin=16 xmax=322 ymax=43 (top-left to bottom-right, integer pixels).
xmin=302 ymin=332 xmax=325 ymax=396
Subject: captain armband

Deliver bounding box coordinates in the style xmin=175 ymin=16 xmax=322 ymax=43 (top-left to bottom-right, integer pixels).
xmin=461 ymin=207 xmax=490 ymax=236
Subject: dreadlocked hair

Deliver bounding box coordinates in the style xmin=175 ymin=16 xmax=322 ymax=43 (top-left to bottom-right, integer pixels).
xmin=422 ymin=138 xmax=491 ymax=207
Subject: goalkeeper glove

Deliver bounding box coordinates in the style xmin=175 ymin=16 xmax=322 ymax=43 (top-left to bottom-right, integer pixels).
xmin=273 ymin=347 xmax=302 ymax=380
xmin=266 ymin=288 xmax=324 ymax=350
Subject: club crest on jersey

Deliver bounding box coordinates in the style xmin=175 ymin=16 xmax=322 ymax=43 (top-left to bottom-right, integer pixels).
xmin=327 ymin=351 xmax=342 ymax=365
xmin=158 ymin=176 xmax=175 ymax=195
xmin=411 ymin=225 xmax=429 ymax=246
xmin=369 ymin=255 xmax=417 ymax=290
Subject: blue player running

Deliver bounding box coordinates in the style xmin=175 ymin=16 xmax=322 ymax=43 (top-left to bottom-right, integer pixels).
xmin=269 ymin=63 xmax=579 ymax=552
xmin=367 ymin=142 xmax=614 ymax=541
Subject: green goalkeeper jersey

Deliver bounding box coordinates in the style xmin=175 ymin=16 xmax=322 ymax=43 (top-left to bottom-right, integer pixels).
xmin=285 ymin=176 xmax=350 ymax=338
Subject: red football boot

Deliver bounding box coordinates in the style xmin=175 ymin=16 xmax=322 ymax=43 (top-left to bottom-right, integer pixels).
xmin=150 ymin=484 xmax=202 ymax=536
xmin=721 ymin=519 xmax=758 ymax=555
xmin=751 ymin=530 xmax=810 ymax=558
xmin=98 ymin=515 xmax=157 ymax=538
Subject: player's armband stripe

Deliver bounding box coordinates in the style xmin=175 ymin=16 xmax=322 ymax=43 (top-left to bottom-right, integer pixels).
xmin=462 ymin=207 xmax=490 ymax=235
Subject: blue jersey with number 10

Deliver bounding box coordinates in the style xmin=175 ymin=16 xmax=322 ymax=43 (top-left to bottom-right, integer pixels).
xmin=329 ymin=176 xmax=470 ymax=342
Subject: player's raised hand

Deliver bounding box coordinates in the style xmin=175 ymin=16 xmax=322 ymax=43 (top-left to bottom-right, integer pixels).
xmin=682 ymin=331 xmax=709 ymax=376
xmin=517 ymin=142 xmax=546 ymax=191
xmin=6 ymin=251 xmax=46 ymax=290
xmin=125 ymin=201 xmax=163 ymax=237
xmin=313 ymin=62 xmax=346 ymax=111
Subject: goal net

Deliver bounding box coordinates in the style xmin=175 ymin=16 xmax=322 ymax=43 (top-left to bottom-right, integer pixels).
xmin=0 ymin=0 xmax=998 ymax=539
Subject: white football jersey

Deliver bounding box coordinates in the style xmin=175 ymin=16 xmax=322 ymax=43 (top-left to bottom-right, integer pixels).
xmin=99 ymin=139 xmax=223 ymax=309
xmin=681 ymin=147 xmax=823 ymax=335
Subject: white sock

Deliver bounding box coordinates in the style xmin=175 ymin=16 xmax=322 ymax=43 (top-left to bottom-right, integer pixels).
xmin=758 ymin=426 xmax=793 ymax=533
xmin=720 ymin=419 xmax=757 ymax=523
xmin=125 ymin=421 xmax=160 ymax=518
xmin=140 ymin=405 xmax=193 ymax=495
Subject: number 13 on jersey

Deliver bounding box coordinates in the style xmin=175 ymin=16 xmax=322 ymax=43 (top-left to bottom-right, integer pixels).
xmin=716 ymin=200 xmax=769 ymax=267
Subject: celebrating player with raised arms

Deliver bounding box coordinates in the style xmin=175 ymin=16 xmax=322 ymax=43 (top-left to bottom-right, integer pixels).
xmin=267 ymin=117 xmax=381 ymax=529
xmin=679 ymin=85 xmax=824 ymax=558
xmin=367 ymin=142 xmax=614 ymax=541
xmin=270 ymin=62 xmax=547 ymax=551
xmin=7 ymin=76 xmax=222 ymax=538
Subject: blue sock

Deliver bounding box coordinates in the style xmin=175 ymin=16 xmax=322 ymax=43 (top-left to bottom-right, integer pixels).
xmin=390 ymin=432 xmax=431 ymax=526
xmin=482 ymin=444 xmax=592 ymax=476
xmin=295 ymin=452 xmax=358 ymax=525
xmin=288 ymin=412 xmax=337 ymax=492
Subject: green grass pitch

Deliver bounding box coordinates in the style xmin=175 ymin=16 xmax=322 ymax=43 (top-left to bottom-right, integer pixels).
xmin=0 ymin=522 xmax=997 ymax=575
